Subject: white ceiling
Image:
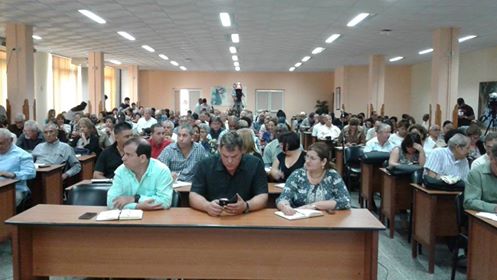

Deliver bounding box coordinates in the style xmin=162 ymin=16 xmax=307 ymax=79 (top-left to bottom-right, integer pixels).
xmin=1 ymin=0 xmax=497 ymax=72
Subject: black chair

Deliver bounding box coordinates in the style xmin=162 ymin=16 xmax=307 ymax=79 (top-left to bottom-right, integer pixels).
xmin=66 ymin=183 xmax=112 ymax=206
xmin=343 ymin=146 xmax=364 ymax=190
xmin=451 ymin=193 xmax=468 ymax=280
xmin=171 ymin=190 xmax=180 ymax=208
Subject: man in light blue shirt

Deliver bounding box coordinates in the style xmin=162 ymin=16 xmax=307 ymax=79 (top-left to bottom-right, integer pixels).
xmin=364 ymin=123 xmax=395 ymax=153
xmin=107 ymin=137 xmax=173 ymax=210
xmin=0 ymin=128 xmax=36 ymax=206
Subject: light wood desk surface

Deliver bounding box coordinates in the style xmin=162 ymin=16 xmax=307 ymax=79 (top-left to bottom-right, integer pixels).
xmin=0 ymin=178 xmax=17 ymax=241
xmin=7 ymin=204 xmax=384 ymax=280
xmin=466 ymin=210 xmax=497 ymax=280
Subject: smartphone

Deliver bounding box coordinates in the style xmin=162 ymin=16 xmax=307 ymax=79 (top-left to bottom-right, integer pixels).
xmin=218 ymin=194 xmax=238 ymax=206
xmin=78 ymin=212 xmax=97 ymax=220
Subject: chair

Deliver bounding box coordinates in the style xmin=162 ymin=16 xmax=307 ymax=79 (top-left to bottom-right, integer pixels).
xmin=66 ymin=183 xmax=111 ymax=206
xmin=343 ymin=146 xmax=364 ymax=190
xmin=171 ymin=190 xmax=180 ymax=208
xmin=451 ymin=193 xmax=468 ymax=280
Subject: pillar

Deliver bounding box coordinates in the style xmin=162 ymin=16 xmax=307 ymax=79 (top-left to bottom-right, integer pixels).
xmin=368 ymin=55 xmax=385 ymax=115
xmin=88 ymin=52 xmax=105 ymax=114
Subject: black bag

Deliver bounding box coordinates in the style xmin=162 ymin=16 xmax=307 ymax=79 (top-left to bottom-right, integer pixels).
xmin=386 ymin=164 xmax=423 ymax=176
xmin=423 ymin=175 xmax=465 ymax=192
xmin=362 ymin=151 xmax=390 ymax=164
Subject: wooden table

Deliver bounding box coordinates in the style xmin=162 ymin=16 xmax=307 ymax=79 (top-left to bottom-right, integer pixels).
xmin=0 ymin=178 xmax=17 ymax=241
xmin=410 ymin=183 xmax=460 ymax=273
xmin=29 ymin=164 xmax=65 ymax=205
xmin=335 ymin=147 xmax=344 ymax=177
xmin=302 ymin=131 xmax=313 ymax=150
xmin=380 ymin=168 xmax=413 ymax=238
xmin=466 ymin=210 xmax=497 ymax=280
xmin=175 ymin=182 xmax=283 ymax=208
xmin=360 ymin=162 xmax=384 ymax=210
xmin=7 ymin=204 xmax=384 ymax=280
xmin=77 ymin=154 xmax=96 ymax=181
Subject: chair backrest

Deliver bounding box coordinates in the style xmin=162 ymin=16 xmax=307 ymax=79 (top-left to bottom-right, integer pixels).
xmin=171 ymin=190 xmax=180 ymax=208
xmin=66 ymin=183 xmax=111 ymax=206
xmin=455 ymin=193 xmax=468 ymax=232
xmin=344 ymin=146 xmax=364 ymax=165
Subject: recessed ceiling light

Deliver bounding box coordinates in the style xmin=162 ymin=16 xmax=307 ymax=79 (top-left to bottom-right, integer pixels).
xmin=389 ymin=56 xmax=404 ymax=62
xmin=32 ymin=35 xmax=42 ymax=40
xmin=231 ymin=33 xmax=240 ymax=43
xmin=418 ymin=48 xmax=433 ymax=55
xmin=234 ymin=61 xmax=240 ymax=67
xmin=301 ymin=56 xmax=311 ymax=62
xmin=289 ymin=67 xmax=295 ymax=72
xmin=311 ymin=47 xmax=325 ymax=55
xmin=294 ymin=62 xmax=302 ymax=67
xmin=458 ymin=35 xmax=477 ymax=43
xmin=170 ymin=60 xmax=179 ymax=66
xmin=235 ymin=66 xmax=240 ymax=71
xmin=219 ymin=12 xmax=231 ymax=27
xmin=347 ymin=13 xmax=369 ymax=27
xmin=232 ymin=55 xmax=239 ymax=61
xmin=325 ymin=34 xmax=341 ymax=44
xmin=117 ymin=31 xmax=135 ymax=41
xmin=180 ymin=66 xmax=187 ymax=71
xmin=229 ymin=46 xmax=237 ymax=54
xmin=159 ymin=54 xmax=169 ymax=60
xmin=141 ymin=45 xmax=155 ymax=53
xmin=78 ymin=9 xmax=106 ymax=24
xmin=108 ymin=59 xmax=122 ymax=65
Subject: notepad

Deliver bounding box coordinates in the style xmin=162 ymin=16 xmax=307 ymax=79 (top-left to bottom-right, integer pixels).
xmin=173 ymin=181 xmax=191 ymax=188
xmin=91 ymin=178 xmax=112 ymax=183
xmin=274 ymin=209 xmax=324 ymax=220
xmin=34 ymin=163 xmax=50 ymax=169
xmin=476 ymin=212 xmax=497 ymax=222
xmin=96 ymin=209 xmax=143 ymax=221
xmin=274 ymin=183 xmax=285 ymax=188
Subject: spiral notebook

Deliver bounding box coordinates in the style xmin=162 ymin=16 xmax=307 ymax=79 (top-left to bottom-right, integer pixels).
xmin=96 ymin=209 xmax=143 ymax=221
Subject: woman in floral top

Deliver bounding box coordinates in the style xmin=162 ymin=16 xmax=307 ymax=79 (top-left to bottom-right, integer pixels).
xmin=276 ymin=142 xmax=351 ymax=215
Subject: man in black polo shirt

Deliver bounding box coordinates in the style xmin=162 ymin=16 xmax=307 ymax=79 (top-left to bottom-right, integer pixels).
xmin=93 ymin=122 xmax=133 ymax=179
xmin=190 ymin=132 xmax=268 ymax=216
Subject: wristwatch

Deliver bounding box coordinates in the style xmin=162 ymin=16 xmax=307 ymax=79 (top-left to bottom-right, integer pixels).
xmin=243 ymin=201 xmax=250 ymax=214
xmin=134 ymin=194 xmax=141 ymax=203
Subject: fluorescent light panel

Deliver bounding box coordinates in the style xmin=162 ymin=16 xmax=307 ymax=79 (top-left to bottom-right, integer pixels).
xmin=389 ymin=56 xmax=404 ymax=62
xmin=108 ymin=59 xmax=121 ymax=65
xmin=231 ymin=33 xmax=240 ymax=43
xmin=311 ymin=47 xmax=325 ymax=55
xmin=347 ymin=13 xmax=369 ymax=27
xmin=235 ymin=66 xmax=240 ymax=71
xmin=294 ymin=62 xmax=302 ymax=67
xmin=289 ymin=67 xmax=295 ymax=72
xmin=219 ymin=12 xmax=231 ymax=27
xmin=159 ymin=54 xmax=169 ymax=60
xmin=142 ymin=45 xmax=155 ymax=52
xmin=117 ymin=31 xmax=135 ymax=41
xmin=458 ymin=35 xmax=477 ymax=43
xmin=78 ymin=9 xmax=106 ymax=24
xmin=229 ymin=46 xmax=237 ymax=54
xmin=301 ymin=56 xmax=311 ymax=62
xmin=180 ymin=66 xmax=187 ymax=71
xmin=418 ymin=48 xmax=433 ymax=55
xmin=170 ymin=61 xmax=179 ymax=66
xmin=32 ymin=35 xmax=42 ymax=40
xmin=325 ymin=34 xmax=341 ymax=44
xmin=232 ymin=55 xmax=238 ymax=61
xmin=233 ymin=61 xmax=240 ymax=67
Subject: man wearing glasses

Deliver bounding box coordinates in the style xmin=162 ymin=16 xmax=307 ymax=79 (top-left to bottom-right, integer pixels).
xmin=32 ymin=123 xmax=81 ymax=180
xmin=424 ymin=133 xmax=470 ymax=180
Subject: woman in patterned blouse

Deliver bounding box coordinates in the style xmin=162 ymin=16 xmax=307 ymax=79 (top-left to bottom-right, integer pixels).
xmin=276 ymin=142 xmax=351 ymax=215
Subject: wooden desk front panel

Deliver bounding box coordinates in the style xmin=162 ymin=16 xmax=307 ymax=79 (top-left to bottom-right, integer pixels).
xmin=0 ymin=180 xmax=16 ymax=241
xmin=467 ymin=216 xmax=497 ymax=280
xmin=78 ymin=155 xmax=96 ymax=181
xmin=335 ymin=148 xmax=344 ymax=177
xmin=26 ymin=226 xmax=376 ymax=280
xmin=31 ymin=165 xmax=64 ymax=205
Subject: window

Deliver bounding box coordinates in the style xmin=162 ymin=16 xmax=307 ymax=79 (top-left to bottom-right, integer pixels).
xmin=52 ymin=55 xmax=80 ymax=113
xmin=255 ymin=89 xmax=284 ymax=113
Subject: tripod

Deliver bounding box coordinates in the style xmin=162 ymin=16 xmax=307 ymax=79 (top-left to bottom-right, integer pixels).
xmin=480 ymin=110 xmax=497 ymax=136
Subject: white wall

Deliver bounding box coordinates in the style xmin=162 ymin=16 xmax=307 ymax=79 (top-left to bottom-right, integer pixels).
xmin=410 ymin=61 xmax=431 ymax=122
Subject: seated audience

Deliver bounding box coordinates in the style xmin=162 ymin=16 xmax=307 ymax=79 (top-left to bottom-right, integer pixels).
xmin=466 ymin=124 xmax=485 ymax=164
xmin=388 ymin=132 xmax=426 ymax=167
xmin=16 ymin=120 xmax=44 ymax=152
xmin=389 ymin=120 xmax=409 ymax=147
xmin=46 ymin=109 xmax=56 ymax=124
xmin=158 ymin=124 xmax=207 ymax=182
xmin=238 ymin=128 xmax=262 ymax=162
xmin=32 ymin=123 xmax=81 ymax=181
xmin=55 ymin=114 xmax=71 ymax=142
xmin=135 ymin=107 xmax=158 ymax=135
xmin=424 ymin=124 xmax=441 ymax=152
xmin=261 ymin=118 xmax=276 ymax=146
xmin=464 ymin=144 xmax=497 ymax=212
xmin=0 ymin=128 xmax=36 ymax=206
xmin=192 ymin=124 xmax=201 ymax=142
xmin=107 ymin=137 xmax=173 ymax=210
xmin=190 ymin=132 xmax=268 ymax=216
xmin=366 ymin=120 xmax=381 ymax=141
xmin=8 ymin=113 xmax=25 ymax=137
xmin=99 ymin=116 xmax=116 ymax=148
xmin=262 ymin=124 xmax=289 ymax=168
xmin=149 ymin=124 xmax=171 ymax=159
xmin=70 ymin=117 xmax=102 ymax=156
xmin=93 ymin=122 xmax=133 ymax=179
xmin=198 ymin=123 xmax=213 ymax=152
xmin=471 ymin=132 xmax=497 ymax=169
xmin=161 ymin=120 xmax=177 ymax=142
xmin=438 ymin=120 xmax=454 ymax=146
xmin=424 ymin=133 xmax=470 ymax=180
xmin=363 ymin=123 xmax=395 ymax=153
xmin=270 ymin=132 xmax=306 ymax=182
xmin=276 ymin=142 xmax=351 ymax=215
xmin=337 ymin=117 xmax=366 ymax=146
xmin=316 ymin=114 xmax=341 ymax=141
xmin=311 ymin=114 xmax=325 ymax=138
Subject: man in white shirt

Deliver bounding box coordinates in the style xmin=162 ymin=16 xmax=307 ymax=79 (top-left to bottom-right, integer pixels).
xmin=388 ymin=120 xmax=409 ymax=147
xmin=366 ymin=120 xmax=381 ymax=141
xmin=471 ymin=132 xmax=497 ymax=170
xmin=311 ymin=114 xmax=326 ymax=137
xmin=425 ymin=133 xmax=470 ymax=180
xmin=316 ymin=115 xmax=341 ymax=141
xmin=364 ymin=123 xmax=395 ymax=153
xmin=161 ymin=120 xmax=178 ymax=142
xmin=135 ymin=108 xmax=157 ymax=135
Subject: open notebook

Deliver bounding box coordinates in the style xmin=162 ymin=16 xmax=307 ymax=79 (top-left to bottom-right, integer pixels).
xmin=274 ymin=209 xmax=324 ymax=220
xmin=96 ymin=209 xmax=143 ymax=221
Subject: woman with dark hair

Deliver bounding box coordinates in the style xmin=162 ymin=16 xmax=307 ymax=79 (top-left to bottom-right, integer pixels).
xmin=270 ymin=131 xmax=305 ymax=182
xmin=46 ymin=109 xmax=56 ymax=124
xmin=337 ymin=117 xmax=366 ymax=146
xmin=388 ymin=132 xmax=425 ymax=167
xmin=466 ymin=124 xmax=485 ymax=163
xmin=276 ymin=142 xmax=351 ymax=215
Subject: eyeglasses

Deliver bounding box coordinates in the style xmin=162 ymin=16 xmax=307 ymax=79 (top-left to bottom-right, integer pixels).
xmin=43 ymin=130 xmax=57 ymax=134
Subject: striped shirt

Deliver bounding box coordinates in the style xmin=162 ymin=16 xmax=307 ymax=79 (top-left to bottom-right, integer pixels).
xmin=424 ymin=147 xmax=469 ymax=179
xmin=158 ymin=142 xmax=208 ymax=182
